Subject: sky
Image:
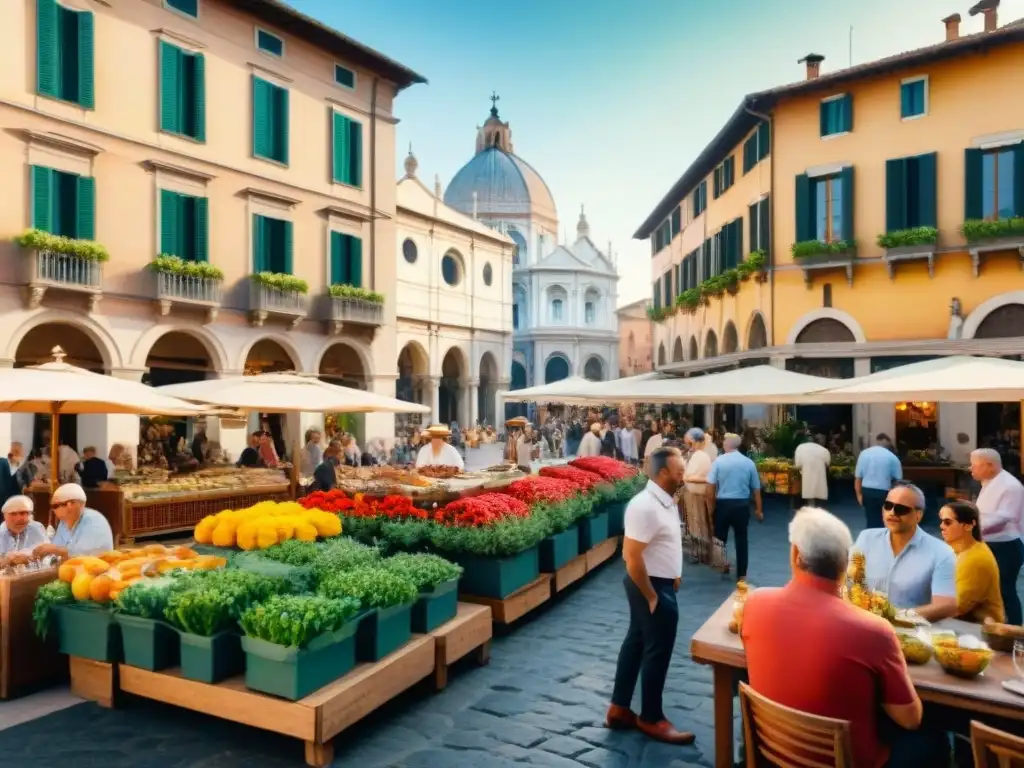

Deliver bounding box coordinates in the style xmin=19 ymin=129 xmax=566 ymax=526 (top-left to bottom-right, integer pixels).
xmin=291 ymin=0 xmax=1024 ymax=307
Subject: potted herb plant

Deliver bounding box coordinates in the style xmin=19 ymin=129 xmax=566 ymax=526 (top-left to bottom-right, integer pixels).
xmin=239 ymin=593 xmax=362 ymax=700
xmin=32 ymin=580 xmax=74 ymax=641
xmin=381 ymin=553 xmax=464 ymax=633
xmin=318 ymin=567 xmax=418 ymax=661
xmin=114 ymin=578 xmax=182 ymax=671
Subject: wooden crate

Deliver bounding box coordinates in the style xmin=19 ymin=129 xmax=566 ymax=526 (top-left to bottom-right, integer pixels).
xmin=462 ymin=574 xmax=552 ymax=625
xmin=431 ymin=603 xmax=493 ymax=690
xmin=552 ymin=553 xmax=588 ymax=594
xmin=0 ymin=569 xmax=65 ymax=700
xmin=69 ymin=657 xmax=116 ymax=708
xmin=118 ymin=634 xmax=435 ymax=768
xmin=585 ymin=536 xmax=620 ymax=572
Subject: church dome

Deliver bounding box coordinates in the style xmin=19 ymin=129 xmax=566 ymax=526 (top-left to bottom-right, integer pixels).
xmin=444 ymin=148 xmax=557 ymax=222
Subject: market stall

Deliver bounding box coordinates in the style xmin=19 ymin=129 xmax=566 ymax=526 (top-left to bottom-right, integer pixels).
xmin=1 ymin=568 xmax=64 ymax=699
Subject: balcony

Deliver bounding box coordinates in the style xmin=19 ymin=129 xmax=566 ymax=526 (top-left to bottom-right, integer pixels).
xmin=325 ymin=296 xmax=384 ymax=335
xmin=24 ymin=250 xmax=103 ymax=311
xmin=248 ymin=281 xmax=308 ymax=329
xmin=155 ymin=271 xmax=222 ymax=323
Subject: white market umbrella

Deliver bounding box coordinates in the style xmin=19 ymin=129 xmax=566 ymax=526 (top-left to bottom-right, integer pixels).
xmin=502 ymin=372 xmax=671 ymax=405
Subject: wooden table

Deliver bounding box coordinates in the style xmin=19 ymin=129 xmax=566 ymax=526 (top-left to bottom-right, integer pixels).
xmin=0 ymin=568 xmax=65 ymax=699
xmin=690 ymin=597 xmax=1024 ymax=768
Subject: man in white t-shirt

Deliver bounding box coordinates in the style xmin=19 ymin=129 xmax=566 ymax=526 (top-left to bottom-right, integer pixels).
xmin=606 ymin=446 xmax=695 ymax=746
xmin=971 ymin=448 xmax=1024 ymax=625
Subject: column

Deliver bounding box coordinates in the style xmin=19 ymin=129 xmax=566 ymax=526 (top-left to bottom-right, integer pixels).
xmin=468 ymin=378 xmax=479 ymax=427
xmin=852 ymin=358 xmax=873 ymax=453
xmin=939 ymin=403 xmax=975 ymax=465
xmin=429 ymin=375 xmax=441 ymax=425
xmin=494 ymin=379 xmax=510 ymax=426
xmin=365 ymin=374 xmax=399 ymax=447
xmin=78 ymin=368 xmax=147 ymax=469
xmin=205 ymin=369 xmax=248 ymax=463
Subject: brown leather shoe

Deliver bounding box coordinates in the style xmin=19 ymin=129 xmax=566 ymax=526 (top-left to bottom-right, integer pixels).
xmin=636 ymin=718 xmax=696 ymax=745
xmin=604 ymin=704 xmax=637 ymax=730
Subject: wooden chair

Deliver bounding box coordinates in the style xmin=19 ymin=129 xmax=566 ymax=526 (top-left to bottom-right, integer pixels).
xmin=738 ymin=682 xmax=853 ymax=768
xmin=971 ymin=720 xmax=1024 ymax=767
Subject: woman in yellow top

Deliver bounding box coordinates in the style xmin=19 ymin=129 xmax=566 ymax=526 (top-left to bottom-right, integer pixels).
xmin=938 ymin=500 xmax=1005 ymax=623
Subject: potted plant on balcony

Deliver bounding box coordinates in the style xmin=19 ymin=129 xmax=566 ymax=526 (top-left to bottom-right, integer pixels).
xmin=961 ymin=218 xmax=1024 ymax=243
xmin=722 ymin=268 xmax=741 ymax=295
xmin=327 ymin=284 xmax=384 ymax=304
xmin=676 ymin=288 xmax=702 ymax=315
xmin=790 ymin=239 xmax=856 ymax=263
xmin=737 ymin=250 xmax=768 ymax=282
xmin=251 ymin=272 xmax=309 ymax=294
xmin=149 ymin=254 xmax=224 ymax=280
xmin=876 ymin=227 xmax=938 ymax=250
xmin=14 ymin=229 xmax=110 ymax=261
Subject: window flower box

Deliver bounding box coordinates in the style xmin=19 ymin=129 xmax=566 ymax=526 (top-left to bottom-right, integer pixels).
xmin=961 ymin=219 xmax=1024 ymax=277
xmin=151 ymin=256 xmax=223 ymax=321
xmin=877 ymin=228 xmax=939 ymax=279
xmin=792 ymin=240 xmax=857 ymax=287
xmin=325 ymin=284 xmax=384 ymax=333
xmin=249 ymin=273 xmax=308 ymax=329
xmin=15 ymin=230 xmax=106 ymax=312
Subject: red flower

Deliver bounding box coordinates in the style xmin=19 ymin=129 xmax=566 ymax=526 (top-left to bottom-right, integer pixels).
xmin=539 ymin=465 xmax=604 ymax=490
xmin=569 ymin=457 xmax=638 ymax=481
xmin=501 ymin=476 xmax=578 ymax=506
xmin=301 ymin=489 xmax=427 ymax=520
xmin=434 ymin=493 xmax=530 ymax=527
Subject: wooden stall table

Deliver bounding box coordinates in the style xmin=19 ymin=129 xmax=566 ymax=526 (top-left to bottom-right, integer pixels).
xmin=1 ymin=568 xmax=65 ymax=699
xmin=690 ymin=597 xmax=1024 ymax=768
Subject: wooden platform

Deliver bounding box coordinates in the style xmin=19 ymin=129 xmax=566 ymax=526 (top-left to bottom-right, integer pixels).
xmin=69 ymin=657 xmax=116 ymax=708
xmin=552 ymin=553 xmax=588 ymax=593
xmin=586 ymin=536 xmax=621 ymax=572
xmin=461 ymin=574 xmax=552 ymax=624
xmin=431 ymin=602 xmax=493 ymax=690
xmin=118 ymin=634 xmax=436 ymax=768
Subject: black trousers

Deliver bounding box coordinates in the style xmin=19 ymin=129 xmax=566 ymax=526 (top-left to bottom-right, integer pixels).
xmin=714 ymin=499 xmax=751 ymax=580
xmin=611 ymin=576 xmax=678 ymax=724
xmin=989 ymin=538 xmax=1024 ymax=625
xmin=862 ymin=488 xmax=888 ymax=530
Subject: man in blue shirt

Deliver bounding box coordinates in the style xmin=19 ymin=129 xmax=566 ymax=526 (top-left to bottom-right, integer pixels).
xmin=855 ymin=433 xmax=902 ymax=529
xmin=33 ymin=483 xmax=114 ymax=559
xmin=707 ymin=433 xmax=762 ymax=581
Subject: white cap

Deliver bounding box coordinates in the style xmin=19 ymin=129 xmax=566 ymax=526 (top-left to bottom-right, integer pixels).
xmin=52 ymin=483 xmax=87 ymax=504
xmin=1 ymin=494 xmax=33 ymax=514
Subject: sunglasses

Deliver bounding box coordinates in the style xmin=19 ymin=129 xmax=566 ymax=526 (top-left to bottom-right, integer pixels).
xmin=51 ymin=500 xmax=75 ymax=510
xmin=882 ymin=500 xmax=918 ymax=516
xmin=938 ymin=518 xmax=957 ymax=528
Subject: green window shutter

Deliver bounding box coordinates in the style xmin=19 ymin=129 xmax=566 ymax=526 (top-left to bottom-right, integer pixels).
xmin=160 ymin=42 xmax=181 ymax=134
xmin=192 ymin=53 xmax=206 ymax=141
xmin=839 ymin=166 xmax=855 ymax=242
xmin=37 ymin=0 xmax=59 ymax=97
xmin=332 ymin=112 xmax=350 ymax=184
xmin=77 ymin=11 xmax=94 ymax=108
xmin=748 ymin=202 xmax=757 ymax=252
xmin=885 ymin=158 xmax=907 ymax=232
xmin=159 ymin=189 xmax=179 ymax=256
xmin=653 ymin=280 xmax=660 ymax=310
xmin=819 ymin=102 xmax=829 ymax=137
xmin=734 ymin=217 xmax=744 ymax=265
xmin=795 ymin=173 xmax=812 ymax=242
xmin=350 ymin=120 xmax=363 ymax=187
xmin=276 ymin=86 xmax=289 ymax=165
xmin=76 ymin=175 xmax=95 ymax=240
xmin=31 ymin=165 xmax=54 ymax=232
xmin=841 ymin=95 xmax=853 ymax=132
xmin=964 ymin=148 xmax=983 ymax=220
xmin=916 ymin=152 xmax=938 ymax=228
xmin=759 ymin=197 xmax=770 ymax=257
xmin=252 ymin=215 xmax=266 ymax=272
xmin=282 ymin=220 xmax=293 ymax=274
xmin=348 ymin=236 xmax=363 ymax=288
xmin=194 ymin=197 xmax=208 ymax=261
xmin=759 ymin=121 xmax=770 ymax=158
xmin=252 ymin=76 xmax=269 ymax=158
xmin=330 ymin=231 xmax=346 ymax=284
xmin=1013 ymin=144 xmax=1024 ymax=218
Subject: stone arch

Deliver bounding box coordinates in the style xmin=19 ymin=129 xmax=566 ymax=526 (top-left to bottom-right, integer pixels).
xmin=794 ymin=318 xmax=856 ymax=344
xmin=318 ymin=341 xmax=370 ymax=390
xmin=583 ymin=355 xmax=605 ymax=382
xmin=238 ymin=335 xmax=303 ymax=372
xmin=510 ymin=360 xmax=528 ymax=390
xmin=440 ymin=346 xmax=469 ymax=424
xmin=785 ymin=308 xmax=865 ymax=344
xmin=962 ymin=291 xmax=1024 ymax=339
xmin=478 ymin=351 xmax=500 ymax=425
xmin=544 ymin=353 xmax=571 ymax=384
xmin=312 ymin=338 xmax=374 ymax=382
xmin=396 ymin=339 xmax=430 ymax=404
xmin=657 ymin=342 xmax=666 ymax=367
xmin=6 ymin=310 xmax=121 ymax=370
xmin=722 ymin=321 xmax=739 ymax=355
xmin=746 ymin=311 xmax=768 ymax=350
xmin=437 ymin=344 xmax=470 ymax=380
xmin=688 ymin=335 xmax=699 ymax=360
xmin=142 ymin=331 xmax=218 ymax=387
xmin=130 ymin=325 xmax=228 ymax=372
xmin=704 ymin=330 xmax=718 ymax=358
xmin=672 ymin=337 xmax=684 ymax=362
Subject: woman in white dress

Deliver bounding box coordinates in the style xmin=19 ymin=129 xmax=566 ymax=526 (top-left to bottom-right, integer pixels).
xmin=415 ymin=424 xmax=465 ymax=470
xmin=682 ymin=427 xmax=714 ymax=564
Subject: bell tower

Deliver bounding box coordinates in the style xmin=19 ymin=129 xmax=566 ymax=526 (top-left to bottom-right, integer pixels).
xmin=475 ymin=92 xmax=513 ymax=154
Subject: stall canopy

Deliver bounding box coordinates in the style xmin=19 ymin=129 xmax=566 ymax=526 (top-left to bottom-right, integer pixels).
xmin=501 ymin=372 xmax=668 ymax=404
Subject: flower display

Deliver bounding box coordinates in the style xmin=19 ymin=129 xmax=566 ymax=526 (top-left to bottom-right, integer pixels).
xmin=569 ymin=456 xmax=639 ymax=482
xmin=301 ymin=489 xmax=428 ymax=521
xmin=434 ymin=493 xmax=530 ymax=527
xmin=539 ymin=465 xmax=604 ymax=491
xmin=501 ymin=476 xmax=579 ymax=506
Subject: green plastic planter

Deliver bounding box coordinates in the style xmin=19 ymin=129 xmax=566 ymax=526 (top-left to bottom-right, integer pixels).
xmin=605 ymin=501 xmax=628 ymax=536
xmin=116 ymin=614 xmax=179 ymax=671
xmin=241 ymin=620 xmax=359 ymax=701
xmin=57 ymin=604 xmax=121 ymax=662
xmin=539 ymin=525 xmax=580 ymax=572
xmin=356 ymin=603 xmax=413 ymax=661
xmin=453 ymin=547 xmax=540 ymax=599
xmin=579 ymin=510 xmax=610 ymax=551
xmin=412 ymin=580 xmax=459 ymax=633
xmin=178 ymin=630 xmax=244 ymax=683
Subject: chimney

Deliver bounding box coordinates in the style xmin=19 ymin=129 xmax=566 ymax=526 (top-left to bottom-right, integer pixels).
xmin=798 ymin=53 xmax=825 ymax=80
xmin=969 ymin=0 xmax=999 ymax=32
xmin=942 ymin=13 xmax=961 ymax=41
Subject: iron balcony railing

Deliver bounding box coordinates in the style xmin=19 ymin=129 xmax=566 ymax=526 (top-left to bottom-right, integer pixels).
xmin=156 ymin=272 xmax=222 ymax=305
xmin=250 ymin=282 xmax=308 ymax=315
xmin=328 ymin=296 xmax=384 ymax=326
xmin=31 ymin=250 xmax=102 ymax=291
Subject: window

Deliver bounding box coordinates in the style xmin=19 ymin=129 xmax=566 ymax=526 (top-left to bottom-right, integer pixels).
xmin=36 ymin=0 xmax=94 ymax=108
xmin=748 ymin=196 xmax=770 ymax=254
xmin=671 ymin=207 xmax=681 ymax=238
xmin=585 ymin=301 xmax=595 ymax=325
xmin=900 ymin=77 xmax=927 ymax=120
xmin=332 ymin=111 xmax=363 ymax=187
xmin=256 ymin=28 xmax=284 ymax=57
xmin=159 ymin=190 xmax=208 ymax=261
xmin=884 ymin=153 xmax=937 ymax=232
xmin=402 ymin=238 xmax=417 ymax=264
xmin=159 ymin=42 xmax=206 ymax=141
xmin=334 ymin=64 xmax=356 ymax=89
xmin=31 ymin=165 xmax=94 ymax=240
xmin=441 ymin=253 xmax=461 ymax=286
xmin=795 ymin=169 xmax=854 ymax=244
xmin=551 ymin=298 xmax=563 ymax=322
xmin=513 ymin=303 xmax=520 ymax=329
xmin=663 ymin=270 xmax=672 ymax=306
xmin=700 ymin=239 xmax=712 ymax=281
xmin=252 ymin=214 xmax=292 ymax=275
xmin=692 ymin=180 xmax=707 ymax=217
xmin=165 ymin=0 xmax=198 ymax=18
xmin=718 ymin=218 xmax=743 ymax=270
xmin=743 ymin=122 xmax=770 ymax=174
xmin=652 ymin=278 xmax=661 ymax=310
xmin=820 ymin=94 xmax=853 ymax=137
xmin=965 ymin=146 xmax=1024 ymax=222
xmin=330 ymin=232 xmax=362 ymax=287
xmin=252 ymin=76 xmax=289 ymax=164
xmin=483 ymin=262 xmax=493 ymax=286
xmin=713 ymin=156 xmax=735 ymax=198
xmin=816 ymin=177 xmax=843 ymax=241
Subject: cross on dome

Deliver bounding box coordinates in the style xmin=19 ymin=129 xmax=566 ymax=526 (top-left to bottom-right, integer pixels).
xmin=489 ymin=91 xmax=500 ymax=117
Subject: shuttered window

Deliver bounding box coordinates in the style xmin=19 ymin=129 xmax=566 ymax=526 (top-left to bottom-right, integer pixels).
xmin=652 ymin=278 xmax=661 ymax=310
xmin=663 ymin=270 xmax=672 ymax=307
xmin=252 ymin=214 xmax=292 ymax=274
xmin=31 ymin=165 xmax=94 ymax=240
xmin=884 ymin=152 xmax=937 ymax=232
xmin=159 ymin=190 xmax=208 ymax=261
xmin=165 ymin=0 xmax=198 ymax=18
xmin=700 ymin=239 xmax=712 ymax=281
xmin=332 ymin=111 xmax=363 ymax=187
xmin=330 ymin=232 xmax=363 ymax=287
xmin=670 ymin=207 xmax=681 ymax=238
xmin=900 ymin=78 xmax=927 ymax=119
xmin=795 ymin=169 xmax=855 ymax=243
xmin=253 ymin=76 xmax=289 ymax=164
xmin=965 ymin=146 xmax=1024 ymax=221
xmin=720 ymin=217 xmax=743 ymax=270
xmin=713 ymin=158 xmax=734 ymax=199
xmin=748 ymin=196 xmax=770 ymax=254
xmin=742 ymin=122 xmax=771 ymax=174
xmin=159 ymin=41 xmax=206 ymax=141
xmin=334 ymin=64 xmax=356 ymax=89
xmin=820 ymin=94 xmax=853 ymax=137
xmin=36 ymin=0 xmax=94 ymax=108
xmin=693 ymin=180 xmax=707 ymax=217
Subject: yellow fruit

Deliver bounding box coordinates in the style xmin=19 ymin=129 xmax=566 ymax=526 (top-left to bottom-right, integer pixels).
xmin=294 ymin=522 xmax=318 ymax=542
xmin=236 ymin=520 xmax=259 ymax=551
xmin=58 ymin=562 xmax=79 ymax=583
xmin=172 ymin=546 xmax=198 ymax=560
xmin=309 ymin=512 xmax=342 ymax=538
xmin=211 ymin=520 xmax=238 ymax=548
xmin=64 ymin=557 xmax=84 ymax=568
xmin=99 ymin=551 xmax=124 ymax=564
xmin=79 ymin=557 xmax=111 ymax=576
xmin=71 ymin=572 xmax=95 ymax=601
xmin=194 ymin=516 xmax=218 ymax=544
xmin=256 ymin=523 xmax=279 ymax=549
xmin=90 ymin=574 xmax=113 ymax=602
xmin=108 ymin=589 xmax=121 ymax=602
xmin=144 ymin=544 xmax=168 ymax=555
xmin=118 ymin=567 xmax=142 ymax=581
xmin=275 ymin=518 xmax=295 ymax=543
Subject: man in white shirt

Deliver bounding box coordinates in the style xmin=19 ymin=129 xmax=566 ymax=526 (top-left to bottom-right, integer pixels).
xmin=971 ymin=448 xmax=1024 ymax=624
xmin=606 ymin=446 xmax=695 ymax=746
xmin=0 ymin=495 xmax=49 ymax=566
xmin=794 ymin=434 xmax=832 ymax=507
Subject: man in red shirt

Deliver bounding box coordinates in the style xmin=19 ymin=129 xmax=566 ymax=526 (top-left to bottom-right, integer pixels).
xmin=741 ymin=507 xmax=946 ymax=767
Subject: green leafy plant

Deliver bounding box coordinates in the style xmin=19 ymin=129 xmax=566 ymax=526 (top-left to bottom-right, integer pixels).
xmin=32 ymin=580 xmax=74 ymax=639
xmin=150 ymin=254 xmax=224 ymax=280
xmin=163 ymin=569 xmax=286 ymax=636
xmin=791 ymin=239 xmax=856 ymax=259
xmin=646 ymin=305 xmax=672 ymax=322
xmin=15 ymin=229 xmax=110 ymax=262
xmin=381 ymin=553 xmax=463 ymax=591
xmin=313 ymin=538 xmax=381 ymax=581
xmin=240 ymin=593 xmax=360 ymax=648
xmin=745 ymin=250 xmax=767 ymax=270
xmin=318 ymin=566 xmax=418 ymax=609
xmin=114 ymin=576 xmax=183 ymax=619
xmin=378 ymin=519 xmax=435 ymax=555
xmin=961 ymin=217 xmax=1024 ymax=242
xmin=757 ymin=418 xmax=809 ymax=459
xmin=327 ymin=284 xmax=384 ymax=304
xmin=429 ymin=514 xmax=550 ymax=557
xmin=609 ymin=474 xmax=647 ymax=503
xmin=876 ymin=227 xmax=938 ymax=249
xmin=675 ymin=287 xmax=702 ymax=312
xmin=255 ymin=539 xmax=321 ymax=567
xmin=251 ymin=271 xmax=309 ymax=294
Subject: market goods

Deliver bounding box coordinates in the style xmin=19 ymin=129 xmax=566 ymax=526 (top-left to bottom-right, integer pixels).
xmin=416 ymin=465 xmax=462 ymax=479
xmin=300 ymin=489 xmax=428 ymax=521
xmin=847 ymin=551 xmax=865 ymax=583
xmin=844 ymin=550 xmax=896 ymax=622
xmin=982 ymin=618 xmax=1024 ymax=652
xmin=434 ymin=493 xmax=530 ymax=526
xmin=240 ymin=594 xmax=361 ymax=648
xmin=381 ymin=553 xmax=463 ymax=591
xmin=932 ymin=635 xmax=993 ymax=678
xmin=193 ymin=501 xmax=343 ymax=550
xmin=896 ymin=630 xmax=932 ymax=664
xmin=568 ymin=456 xmax=639 ymax=482
xmin=931 ymin=630 xmax=958 ymax=649
xmin=32 ymin=580 xmax=74 ymax=639
xmin=117 ymin=467 xmax=288 ymax=501
xmin=163 ymin=569 xmax=288 ymax=636
xmin=538 ymin=465 xmax=603 ymax=491
xmin=501 ymin=476 xmax=579 ymax=506
xmin=319 ymin=566 xmax=418 ymax=609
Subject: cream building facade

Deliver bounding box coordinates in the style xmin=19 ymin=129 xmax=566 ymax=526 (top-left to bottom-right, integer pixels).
xmin=0 ymin=0 xmax=423 ymax=459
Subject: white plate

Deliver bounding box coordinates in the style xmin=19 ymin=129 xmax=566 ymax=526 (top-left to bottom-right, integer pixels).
xmin=1002 ymin=679 xmax=1024 ymax=697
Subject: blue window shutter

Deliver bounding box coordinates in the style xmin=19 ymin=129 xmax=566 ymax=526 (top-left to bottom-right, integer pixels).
xmin=885 ymin=158 xmax=907 ymax=232
xmin=900 ymin=84 xmax=912 ymax=119
xmin=332 ymin=112 xmax=349 ymax=184
xmin=1013 ymin=144 xmax=1024 ymax=218
xmin=31 ymin=166 xmax=54 ymax=232
xmin=194 ymin=197 xmax=208 ymax=261
xmin=276 ymin=86 xmax=289 ymax=164
xmin=819 ymin=102 xmax=829 ymax=137
xmin=76 ymin=176 xmax=95 ymax=240
xmin=252 ymin=76 xmax=269 ymax=158
xmin=842 ymin=94 xmax=853 ymax=132
xmin=330 ymin=231 xmax=346 ymax=283
xmin=282 ymin=219 xmax=293 ymax=274
xmin=160 ymin=42 xmax=181 ymax=134
xmin=759 ymin=197 xmax=770 ymax=257
xmin=160 ymin=189 xmax=179 ymax=256
xmin=349 ymin=236 xmax=363 ymax=288
xmin=795 ymin=173 xmax=812 ymax=242
xmin=964 ymin=148 xmax=983 ymax=220
xmin=839 ymin=166 xmax=855 ymax=242
xmin=350 ymin=119 xmax=363 ymax=187
xmin=192 ymin=53 xmax=206 ymax=141
xmin=252 ymin=215 xmax=266 ymax=272
xmin=36 ymin=0 xmax=59 ymax=97
xmin=77 ymin=10 xmax=94 ymax=108
xmin=916 ymin=152 xmax=938 ymax=229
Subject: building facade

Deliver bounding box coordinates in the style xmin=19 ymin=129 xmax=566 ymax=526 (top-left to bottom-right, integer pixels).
xmin=394 ymin=150 xmax=514 ymax=430
xmin=638 ymin=7 xmax=1024 ymax=463
xmin=0 ymin=0 xmax=423 ymax=459
xmin=444 ymin=100 xmax=620 ymax=394
xmin=616 ymin=299 xmax=654 ymax=378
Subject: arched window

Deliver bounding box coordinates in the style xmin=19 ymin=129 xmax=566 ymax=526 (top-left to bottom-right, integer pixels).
xmin=551 ymin=298 xmax=563 ymax=322
xmin=513 ymin=303 xmax=520 ymax=329
xmin=584 ymin=302 xmax=595 ymax=325
xmin=546 ymin=285 xmax=568 ymax=325
xmin=508 ymin=230 xmax=527 ymax=266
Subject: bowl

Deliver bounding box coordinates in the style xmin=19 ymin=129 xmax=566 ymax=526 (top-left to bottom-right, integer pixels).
xmin=896 ymin=630 xmax=932 ymax=665
xmin=930 ymin=630 xmax=958 ymax=649
xmin=933 ymin=644 xmax=993 ymax=679
xmin=982 ymin=628 xmax=1015 ymax=653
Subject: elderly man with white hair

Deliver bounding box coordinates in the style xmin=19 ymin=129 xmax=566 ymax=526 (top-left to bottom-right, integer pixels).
xmin=971 ymin=447 xmax=1024 ymax=625
xmin=706 ymin=433 xmax=762 ymax=581
xmin=0 ymin=495 xmax=49 ymax=566
xmin=33 ymin=483 xmax=113 ymax=560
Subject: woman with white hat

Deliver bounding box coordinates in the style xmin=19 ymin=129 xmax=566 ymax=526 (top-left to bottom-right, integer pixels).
xmin=415 ymin=425 xmax=465 ymax=469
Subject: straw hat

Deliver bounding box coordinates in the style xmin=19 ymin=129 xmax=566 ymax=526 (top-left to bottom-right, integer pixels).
xmin=505 ymin=416 xmax=528 ymax=429
xmin=424 ymin=424 xmax=452 ymax=438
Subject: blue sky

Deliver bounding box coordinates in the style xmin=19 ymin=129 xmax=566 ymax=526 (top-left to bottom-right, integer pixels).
xmin=292 ymin=0 xmax=1024 ymax=306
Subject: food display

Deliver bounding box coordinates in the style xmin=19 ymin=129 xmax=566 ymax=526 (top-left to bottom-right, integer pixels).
xmin=193 ymin=501 xmax=343 ymax=550
xmin=755 ymin=458 xmax=800 ymax=496
xmin=982 ymin=618 xmax=1024 ymax=652
xmin=829 ymin=452 xmax=855 ymax=479
xmin=897 ymin=630 xmax=933 ymax=665
xmin=117 ymin=467 xmax=289 ymax=502
xmin=330 ymin=463 xmax=523 ymax=499
xmin=415 ymin=465 xmax=462 ymax=479
xmin=931 ymin=634 xmax=993 ymax=678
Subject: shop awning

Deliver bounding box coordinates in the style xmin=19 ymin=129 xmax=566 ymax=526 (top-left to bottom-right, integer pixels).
xmin=501 ymin=372 xmax=668 ymax=404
